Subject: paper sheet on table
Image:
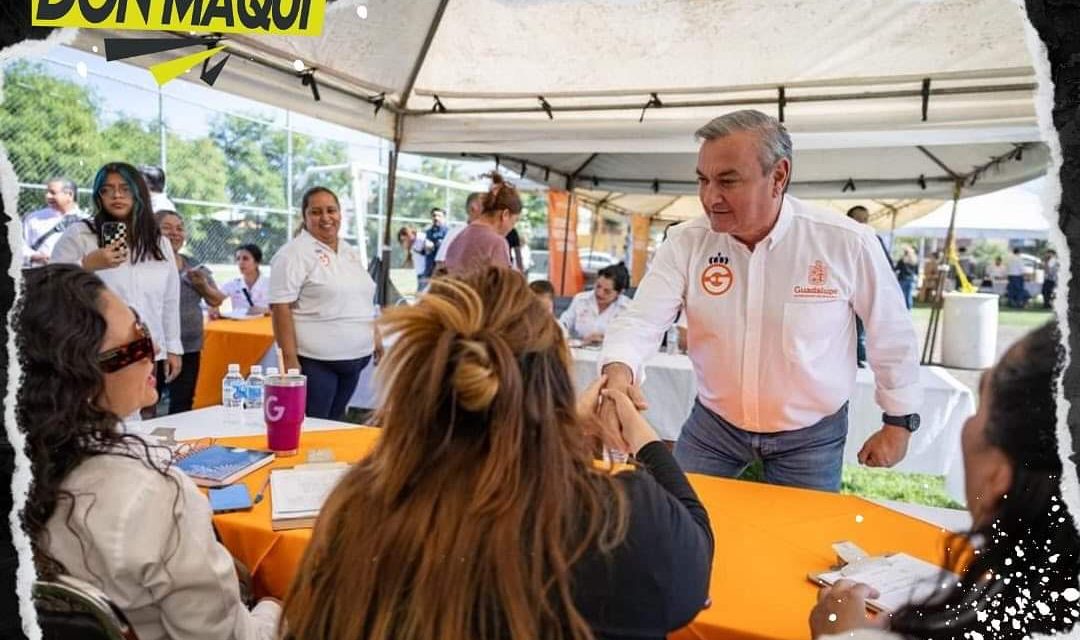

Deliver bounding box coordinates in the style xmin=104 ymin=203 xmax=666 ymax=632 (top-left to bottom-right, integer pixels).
xmin=810 ymin=553 xmax=958 ymax=612
xmin=270 ymin=465 xmax=349 ymax=518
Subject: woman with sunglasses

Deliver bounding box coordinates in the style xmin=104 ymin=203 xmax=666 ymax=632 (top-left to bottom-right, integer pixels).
xmin=53 ymin=162 xmax=183 ymax=417
xmin=17 ymin=264 xmax=281 ymax=640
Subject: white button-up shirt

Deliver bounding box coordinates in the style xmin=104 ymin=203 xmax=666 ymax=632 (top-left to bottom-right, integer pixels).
xmin=601 ymin=196 xmax=921 ymax=433
xmin=52 ymin=221 xmax=183 ymax=360
xmin=221 ymin=274 xmax=270 ymax=312
xmin=21 ymin=207 xmax=85 ymax=266
xmin=560 ymin=290 xmax=631 ymax=340
xmin=269 ymin=229 xmax=377 ymax=360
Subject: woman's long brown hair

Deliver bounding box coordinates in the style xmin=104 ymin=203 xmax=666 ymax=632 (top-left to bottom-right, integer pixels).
xmin=283 ymin=267 xmax=629 ymax=640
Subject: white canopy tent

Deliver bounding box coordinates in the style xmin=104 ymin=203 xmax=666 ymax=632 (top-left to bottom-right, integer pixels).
xmin=896 ymin=178 xmax=1052 ymax=240
xmin=68 ymin=0 xmax=1049 ymax=298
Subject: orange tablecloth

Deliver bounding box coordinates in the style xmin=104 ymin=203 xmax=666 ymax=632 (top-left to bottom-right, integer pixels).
xmin=211 ymin=429 xmax=951 ymax=640
xmin=193 ymin=317 xmax=275 ymax=409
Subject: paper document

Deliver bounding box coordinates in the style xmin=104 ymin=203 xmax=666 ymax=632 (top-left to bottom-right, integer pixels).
xmin=810 ymin=553 xmax=957 ymax=613
xmin=270 ymin=464 xmax=349 ymax=526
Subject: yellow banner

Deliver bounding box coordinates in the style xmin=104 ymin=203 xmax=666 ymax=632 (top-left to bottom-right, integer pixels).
xmin=31 ymin=0 xmax=324 ymax=36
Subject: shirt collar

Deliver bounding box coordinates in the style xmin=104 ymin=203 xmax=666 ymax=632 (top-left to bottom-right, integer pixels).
xmin=299 ymin=228 xmax=338 ymax=254
xmin=762 ymin=196 xmax=794 ymax=249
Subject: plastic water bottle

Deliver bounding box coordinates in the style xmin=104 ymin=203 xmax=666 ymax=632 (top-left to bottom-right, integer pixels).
xmin=666 ymin=324 xmax=680 ymax=355
xmin=246 ymin=365 xmax=266 ymax=417
xmin=222 ymin=363 xmax=245 ymax=423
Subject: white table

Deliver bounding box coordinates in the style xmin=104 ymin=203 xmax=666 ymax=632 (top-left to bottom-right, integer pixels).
xmin=138 ymin=405 xmax=366 ymax=442
xmin=570 ymin=349 xmax=975 ymax=504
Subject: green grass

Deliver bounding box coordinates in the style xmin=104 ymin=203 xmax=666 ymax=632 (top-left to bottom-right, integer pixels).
xmin=910 ymin=303 xmax=1053 ymax=328
xmin=739 ymin=460 xmax=963 ymax=509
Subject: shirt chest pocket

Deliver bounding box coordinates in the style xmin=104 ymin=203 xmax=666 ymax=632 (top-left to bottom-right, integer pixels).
xmin=781 ymin=300 xmax=851 ymax=362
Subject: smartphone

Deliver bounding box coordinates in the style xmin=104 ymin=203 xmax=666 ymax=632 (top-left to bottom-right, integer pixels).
xmin=100 ymin=221 xmax=127 ymax=249
xmin=208 ymin=484 xmax=253 ymax=513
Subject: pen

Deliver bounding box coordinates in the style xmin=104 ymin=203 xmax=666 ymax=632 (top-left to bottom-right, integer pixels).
xmin=253 ymin=476 xmax=271 ymax=504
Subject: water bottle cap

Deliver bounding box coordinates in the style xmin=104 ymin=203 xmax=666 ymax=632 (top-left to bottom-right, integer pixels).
xmin=250 ymin=365 xmax=263 ymax=375
xmin=227 ymin=364 xmax=240 ymax=373
xmin=266 ymin=367 xmax=279 ymax=376
xmin=287 ymin=368 xmax=300 ymax=376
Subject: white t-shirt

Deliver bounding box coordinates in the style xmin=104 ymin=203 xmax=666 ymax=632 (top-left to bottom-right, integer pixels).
xmin=52 ymin=222 xmax=183 ymax=360
xmin=269 ymin=230 xmax=377 ymax=360
xmin=220 ymin=274 xmax=270 ymax=312
xmin=21 ymin=207 xmax=84 ymax=267
xmin=1006 ymin=254 xmax=1026 ymax=277
xmin=601 ymin=195 xmax=921 ymax=433
xmin=559 ymin=290 xmax=631 ymax=340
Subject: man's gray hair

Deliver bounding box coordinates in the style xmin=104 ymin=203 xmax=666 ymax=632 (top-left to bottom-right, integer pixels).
xmin=46 ymin=176 xmax=77 ymax=196
xmin=695 ymin=110 xmax=793 ymax=175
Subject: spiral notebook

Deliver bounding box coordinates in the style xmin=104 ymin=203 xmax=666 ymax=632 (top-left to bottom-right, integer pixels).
xmin=175 ymin=445 xmax=275 ymax=487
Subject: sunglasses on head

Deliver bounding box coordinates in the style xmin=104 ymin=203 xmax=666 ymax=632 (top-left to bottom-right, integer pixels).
xmin=97 ymin=308 xmax=155 ymax=374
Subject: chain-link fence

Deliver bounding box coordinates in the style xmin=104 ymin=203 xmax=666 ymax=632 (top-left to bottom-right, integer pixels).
xmin=1 ymin=49 xmax=512 ymax=296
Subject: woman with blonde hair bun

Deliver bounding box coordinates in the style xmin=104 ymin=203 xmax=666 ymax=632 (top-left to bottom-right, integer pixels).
xmin=282 ymin=267 xmax=713 ymax=640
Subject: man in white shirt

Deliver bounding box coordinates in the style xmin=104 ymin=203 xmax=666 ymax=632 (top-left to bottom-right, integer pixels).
xmin=139 ymin=165 xmax=177 ymax=213
xmin=21 ymin=177 xmax=84 ymax=267
xmin=598 ymin=110 xmax=922 ymax=492
xmin=1004 ymin=247 xmax=1029 ymax=308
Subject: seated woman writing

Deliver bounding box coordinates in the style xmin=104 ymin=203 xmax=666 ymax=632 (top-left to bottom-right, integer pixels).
xmin=282 ymin=266 xmax=713 ymax=640
xmin=810 ymin=321 xmax=1079 ymax=640
xmin=560 ymin=263 xmax=632 ymax=346
xmin=17 ymin=264 xmax=280 ymax=640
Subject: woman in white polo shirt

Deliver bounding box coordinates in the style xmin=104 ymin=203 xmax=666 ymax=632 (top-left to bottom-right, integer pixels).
xmin=270 ymin=187 xmax=377 ymax=420
xmin=560 ymin=263 xmax=632 ymax=345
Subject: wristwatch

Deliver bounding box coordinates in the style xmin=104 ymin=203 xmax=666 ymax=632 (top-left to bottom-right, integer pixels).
xmin=882 ymin=413 xmax=920 ymax=433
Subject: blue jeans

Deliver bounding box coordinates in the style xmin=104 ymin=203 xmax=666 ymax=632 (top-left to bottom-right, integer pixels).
xmin=673 ymin=400 xmax=848 ymax=492
xmin=297 ymin=355 xmax=371 ymax=421
xmin=1006 ymin=275 xmax=1028 ymax=308
xmin=898 ymin=276 xmax=915 ymax=310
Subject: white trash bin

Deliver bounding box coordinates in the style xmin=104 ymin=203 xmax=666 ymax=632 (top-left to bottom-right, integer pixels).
xmin=941 ymin=292 xmax=999 ymax=369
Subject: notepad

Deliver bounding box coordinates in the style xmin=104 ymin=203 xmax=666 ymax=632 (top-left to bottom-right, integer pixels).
xmin=809 ymin=552 xmax=959 ymax=613
xmin=219 ymin=309 xmax=264 ymax=320
xmin=175 ymin=445 xmax=275 ymax=487
xmin=270 ymin=463 xmax=349 ymax=531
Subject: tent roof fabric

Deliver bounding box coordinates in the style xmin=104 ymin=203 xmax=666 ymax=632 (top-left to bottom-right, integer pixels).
xmin=896 ymin=178 xmax=1052 ymax=240
xmin=70 ymin=0 xmax=1046 ymax=208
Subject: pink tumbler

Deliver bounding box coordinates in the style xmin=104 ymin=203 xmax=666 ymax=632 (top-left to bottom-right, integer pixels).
xmin=264 ymin=372 xmax=306 ymax=456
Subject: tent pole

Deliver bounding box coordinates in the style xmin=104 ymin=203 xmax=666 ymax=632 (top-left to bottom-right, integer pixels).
xmin=560 ymin=181 xmax=576 ymax=294
xmin=379 ymin=115 xmax=404 ymax=306
xmin=921 ymin=179 xmax=963 ymax=365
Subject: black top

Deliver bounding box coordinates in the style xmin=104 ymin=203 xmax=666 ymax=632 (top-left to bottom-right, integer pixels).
xmin=895 ymin=258 xmax=919 ymax=280
xmin=572 ymin=442 xmax=714 ymax=639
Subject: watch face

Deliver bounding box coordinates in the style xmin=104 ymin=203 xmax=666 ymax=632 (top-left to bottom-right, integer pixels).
xmin=909 ymin=414 xmax=921 ymax=432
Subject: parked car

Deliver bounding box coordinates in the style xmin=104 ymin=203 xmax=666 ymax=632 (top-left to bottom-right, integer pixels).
xmin=579 ymin=250 xmax=617 ymax=277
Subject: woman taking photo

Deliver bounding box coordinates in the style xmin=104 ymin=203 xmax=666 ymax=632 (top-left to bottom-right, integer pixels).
xmin=443 ymin=172 xmax=521 ymax=275
xmin=17 ymin=264 xmax=280 ymax=640
xmin=217 ymin=244 xmax=270 ymax=316
xmin=269 ymin=186 xmax=377 ymax=421
xmin=52 ymin=162 xmax=183 ymax=410
xmin=282 ymin=268 xmax=713 ymax=640
xmin=811 ymin=321 xmax=1079 ymax=640
xmin=157 ymin=210 xmax=227 ymax=414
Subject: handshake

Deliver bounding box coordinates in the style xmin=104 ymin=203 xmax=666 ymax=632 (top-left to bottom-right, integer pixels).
xmin=577 ymin=363 xmax=661 ymax=456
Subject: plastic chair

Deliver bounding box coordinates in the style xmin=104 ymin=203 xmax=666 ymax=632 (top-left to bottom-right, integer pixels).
xmin=33 ymin=574 xmax=139 ymax=640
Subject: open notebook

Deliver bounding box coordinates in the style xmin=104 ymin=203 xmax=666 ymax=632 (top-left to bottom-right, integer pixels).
xmin=270 ymin=463 xmax=350 ymax=531
xmin=809 ymin=552 xmax=959 ymax=613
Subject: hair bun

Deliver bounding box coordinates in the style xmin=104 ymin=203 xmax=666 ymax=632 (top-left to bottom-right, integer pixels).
xmin=451 ymin=339 xmax=499 ymax=412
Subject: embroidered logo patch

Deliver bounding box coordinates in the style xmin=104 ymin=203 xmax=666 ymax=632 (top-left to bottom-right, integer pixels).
xmin=701 ymin=254 xmax=734 ymax=296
